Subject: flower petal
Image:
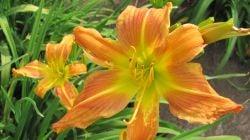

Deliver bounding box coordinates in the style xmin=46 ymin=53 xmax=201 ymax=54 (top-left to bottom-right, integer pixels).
xmin=199 ymin=18 xmax=250 ymax=44
xmin=52 ymin=70 xmax=137 ymax=133
xmin=122 ymin=89 xmax=159 ymax=140
xmin=166 ymin=63 xmax=217 ymax=95
xmin=74 ymin=26 xmax=126 ymax=67
xmin=12 ymin=60 xmax=47 ymax=78
xmin=68 ymin=62 xmax=87 ymax=77
xmin=165 ymin=90 xmax=243 ymax=124
xmin=117 ymin=3 xmax=172 ymax=51
xmin=35 ymin=78 xmax=57 ymax=98
xmin=45 ymin=34 xmax=74 ymax=63
xmin=162 ymin=63 xmax=243 ymax=124
xmin=157 ymin=24 xmax=204 ymax=66
xmin=55 ymin=82 xmax=78 ymax=110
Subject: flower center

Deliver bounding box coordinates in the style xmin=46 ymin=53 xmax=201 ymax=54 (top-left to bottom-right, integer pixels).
xmin=48 ymin=62 xmax=69 ymax=85
xmin=129 ymin=55 xmax=155 ymax=87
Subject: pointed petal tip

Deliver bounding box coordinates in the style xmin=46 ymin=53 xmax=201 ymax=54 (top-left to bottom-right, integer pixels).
xmin=73 ymin=26 xmax=83 ymax=34
xmin=12 ymin=60 xmax=46 ymax=78
xmin=12 ymin=68 xmax=19 ymax=77
xmin=165 ymin=2 xmax=173 ymax=9
xmin=52 ymin=123 xmax=66 ymax=134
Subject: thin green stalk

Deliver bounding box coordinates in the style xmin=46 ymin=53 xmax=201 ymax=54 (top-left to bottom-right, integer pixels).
xmin=3 ymin=80 xmax=17 ymax=124
xmin=206 ymin=72 xmax=249 ymax=80
xmin=215 ymin=0 xmax=239 ymax=73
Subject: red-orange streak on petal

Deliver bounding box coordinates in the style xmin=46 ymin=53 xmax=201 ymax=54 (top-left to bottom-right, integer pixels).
xmin=68 ymin=63 xmax=87 ymax=77
xmin=163 ymin=64 xmax=243 ymax=124
xmin=53 ymin=70 xmax=134 ymax=133
xmin=165 ymin=90 xmax=243 ymax=124
xmin=53 ymin=90 xmax=132 ymax=133
xmin=167 ymin=63 xmax=217 ymax=95
xmin=117 ymin=3 xmax=172 ymax=50
xmin=55 ymin=82 xmax=78 ymax=110
xmin=157 ymin=24 xmax=204 ymax=65
xmin=74 ymin=26 xmax=126 ymax=67
xmin=12 ymin=60 xmax=47 ymax=78
xmin=46 ymin=34 xmax=74 ymax=63
xmin=74 ymin=70 xmax=118 ymax=105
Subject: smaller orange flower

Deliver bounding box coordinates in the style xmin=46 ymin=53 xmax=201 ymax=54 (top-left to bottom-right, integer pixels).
xmin=13 ymin=35 xmax=87 ymax=110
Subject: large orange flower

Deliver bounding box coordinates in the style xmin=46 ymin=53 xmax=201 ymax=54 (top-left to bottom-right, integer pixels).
xmin=13 ymin=35 xmax=87 ymax=110
xmin=52 ymin=2 xmax=249 ymax=139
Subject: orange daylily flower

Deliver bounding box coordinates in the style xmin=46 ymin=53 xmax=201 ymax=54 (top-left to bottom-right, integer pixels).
xmin=13 ymin=35 xmax=87 ymax=110
xmin=52 ymin=2 xmax=249 ymax=139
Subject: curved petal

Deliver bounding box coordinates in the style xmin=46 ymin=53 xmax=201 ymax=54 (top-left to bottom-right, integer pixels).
xmin=55 ymin=82 xmax=78 ymax=110
xmin=117 ymin=3 xmax=172 ymax=52
xmin=162 ymin=63 xmax=243 ymax=124
xmin=68 ymin=62 xmax=87 ymax=77
xmin=12 ymin=60 xmax=47 ymax=78
xmin=122 ymin=88 xmax=159 ymax=140
xmin=46 ymin=34 xmax=74 ymax=64
xmin=35 ymin=78 xmax=57 ymax=98
xmin=157 ymin=24 xmax=204 ymax=66
xmin=167 ymin=63 xmax=217 ymax=95
xmin=165 ymin=90 xmax=243 ymax=124
xmin=74 ymin=26 xmax=127 ymax=67
xmin=52 ymin=70 xmax=137 ymax=133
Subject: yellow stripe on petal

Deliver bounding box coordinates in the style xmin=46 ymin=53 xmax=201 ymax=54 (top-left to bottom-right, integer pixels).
xmin=165 ymin=90 xmax=242 ymax=124
xmin=199 ymin=18 xmax=250 ymax=44
xmin=52 ymin=70 xmax=137 ymax=133
xmin=55 ymin=82 xmax=78 ymax=110
xmin=162 ymin=63 xmax=243 ymax=124
xmin=45 ymin=34 xmax=74 ymax=64
xmin=74 ymin=26 xmax=126 ymax=67
xmin=122 ymin=88 xmax=159 ymax=140
xmin=12 ymin=60 xmax=47 ymax=78
xmin=157 ymin=24 xmax=204 ymax=66
xmin=35 ymin=78 xmax=56 ymax=98
xmin=68 ymin=62 xmax=87 ymax=77
xmin=117 ymin=3 xmax=172 ymax=52
xmin=166 ymin=63 xmax=217 ymax=95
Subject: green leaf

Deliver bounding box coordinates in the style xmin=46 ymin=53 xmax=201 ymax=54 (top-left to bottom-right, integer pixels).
xmin=188 ymin=135 xmax=241 ymax=140
xmin=0 ymin=14 xmax=18 ymax=65
xmin=191 ymin=0 xmax=214 ymax=24
xmin=5 ymin=4 xmax=49 ymax=16
xmin=0 ymin=43 xmax=11 ymax=87
xmin=171 ymin=115 xmax=231 ymax=140
xmin=205 ymin=73 xmax=249 ymax=80
xmin=17 ymin=97 xmax=44 ymax=118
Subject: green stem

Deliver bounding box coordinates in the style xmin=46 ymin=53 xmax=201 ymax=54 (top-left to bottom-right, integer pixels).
xmin=3 ymin=80 xmax=17 ymax=124
xmin=206 ymin=72 xmax=249 ymax=80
